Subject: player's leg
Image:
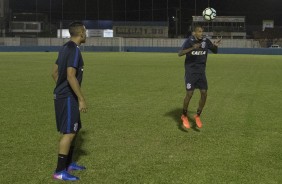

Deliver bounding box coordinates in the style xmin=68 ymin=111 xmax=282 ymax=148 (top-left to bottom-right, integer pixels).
xmin=66 ymin=136 xmax=76 ymax=168
xmin=181 ymin=91 xmax=193 ymax=127
xmin=53 ymin=97 xmax=81 ymax=181
xmin=197 ymin=89 xmax=207 ymax=116
xmin=66 ymin=135 xmax=77 ymax=169
xmin=181 ymin=97 xmax=191 ymax=129
xmin=183 ymin=90 xmax=194 ymax=116
xmin=194 ymin=90 xmax=206 ymax=128
xmin=194 ymin=73 xmax=208 ymax=128
xmin=56 ymin=133 xmax=76 ymax=172
xmin=53 ymin=133 xmax=79 ymax=181
xmin=67 ymin=133 xmax=86 ymax=172
xmin=181 ymin=73 xmax=195 ymax=129
xmin=65 ymin=96 xmax=85 ymax=172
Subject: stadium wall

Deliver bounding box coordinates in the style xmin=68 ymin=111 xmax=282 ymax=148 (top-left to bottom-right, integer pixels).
xmin=0 ymin=37 xmax=260 ymax=48
xmin=0 ymin=46 xmax=282 ymax=55
xmin=0 ymin=37 xmax=282 ymax=55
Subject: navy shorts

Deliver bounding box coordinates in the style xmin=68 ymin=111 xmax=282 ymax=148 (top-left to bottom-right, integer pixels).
xmin=184 ymin=72 xmax=208 ymax=91
xmin=54 ymin=96 xmax=81 ymax=134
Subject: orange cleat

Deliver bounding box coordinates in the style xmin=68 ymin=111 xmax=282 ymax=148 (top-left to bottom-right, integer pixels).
xmin=181 ymin=115 xmax=190 ymax=129
xmin=194 ymin=115 xmax=202 ymax=128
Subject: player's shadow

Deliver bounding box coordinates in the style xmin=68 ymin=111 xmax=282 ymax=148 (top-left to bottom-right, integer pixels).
xmin=73 ymin=130 xmax=88 ymax=162
xmin=164 ymin=108 xmax=200 ymax=132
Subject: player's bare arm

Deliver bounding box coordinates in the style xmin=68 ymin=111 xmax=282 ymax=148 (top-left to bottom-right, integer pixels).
xmin=178 ymin=43 xmax=201 ymax=57
xmin=67 ymin=67 xmax=87 ymax=113
xmin=52 ymin=64 xmax=58 ymax=83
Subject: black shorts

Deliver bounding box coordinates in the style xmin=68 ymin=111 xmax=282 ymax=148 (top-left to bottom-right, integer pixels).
xmin=184 ymin=72 xmax=208 ymax=91
xmin=54 ymin=96 xmax=81 ymax=134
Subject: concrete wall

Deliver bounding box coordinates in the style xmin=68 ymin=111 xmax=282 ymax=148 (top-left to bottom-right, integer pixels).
xmin=1 ymin=37 xmax=280 ymax=54
xmin=0 ymin=37 xmax=261 ymax=48
xmin=0 ymin=45 xmax=282 ymax=55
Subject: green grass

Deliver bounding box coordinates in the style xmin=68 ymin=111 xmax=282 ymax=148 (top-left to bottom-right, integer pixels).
xmin=0 ymin=52 xmax=282 ymax=184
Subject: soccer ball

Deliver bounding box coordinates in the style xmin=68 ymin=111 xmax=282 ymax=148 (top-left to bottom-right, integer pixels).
xmin=202 ymin=7 xmax=216 ymax=21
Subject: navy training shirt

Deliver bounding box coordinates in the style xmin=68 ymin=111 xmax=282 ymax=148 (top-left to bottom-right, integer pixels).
xmin=181 ymin=36 xmax=217 ymax=73
xmin=54 ymin=41 xmax=84 ymax=99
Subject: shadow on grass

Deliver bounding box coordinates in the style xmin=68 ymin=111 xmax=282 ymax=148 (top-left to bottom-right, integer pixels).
xmin=164 ymin=108 xmax=200 ymax=132
xmin=73 ymin=130 xmax=88 ymax=162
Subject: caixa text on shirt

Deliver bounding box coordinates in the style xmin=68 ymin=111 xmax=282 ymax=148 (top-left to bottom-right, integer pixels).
xmin=191 ymin=51 xmax=207 ymax=55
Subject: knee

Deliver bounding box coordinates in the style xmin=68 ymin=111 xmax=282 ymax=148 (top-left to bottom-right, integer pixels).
xmin=186 ymin=91 xmax=194 ymax=98
xmin=200 ymin=90 xmax=207 ymax=97
xmin=61 ymin=133 xmax=76 ymax=142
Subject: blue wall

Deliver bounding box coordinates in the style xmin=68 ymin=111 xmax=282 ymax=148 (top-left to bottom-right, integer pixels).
xmin=0 ymin=46 xmax=281 ymax=55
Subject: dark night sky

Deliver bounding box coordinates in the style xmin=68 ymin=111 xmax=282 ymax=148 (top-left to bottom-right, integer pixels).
xmin=9 ymin=0 xmax=282 ymax=26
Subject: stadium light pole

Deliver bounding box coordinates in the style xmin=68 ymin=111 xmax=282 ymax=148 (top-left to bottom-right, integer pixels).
xmin=166 ymin=0 xmax=168 ymax=22
xmin=61 ymin=0 xmax=63 ymax=21
xmin=173 ymin=8 xmax=179 ymax=37
xmin=49 ymin=0 xmax=51 ymax=36
xmin=179 ymin=0 xmax=181 ymax=36
xmin=60 ymin=0 xmax=63 ymax=38
xmin=35 ymin=0 xmax=37 ymax=22
xmin=97 ymin=0 xmax=99 ymax=21
xmin=152 ymin=0 xmax=153 ymax=21
xmin=139 ymin=0 xmax=140 ymax=22
xmin=125 ymin=0 xmax=126 ymax=22
xmin=84 ymin=0 xmax=87 ymax=19
xmin=35 ymin=0 xmax=38 ymax=36
xmin=194 ymin=0 xmax=196 ymax=15
xmin=176 ymin=9 xmax=179 ymax=37
xmin=111 ymin=0 xmax=114 ymax=21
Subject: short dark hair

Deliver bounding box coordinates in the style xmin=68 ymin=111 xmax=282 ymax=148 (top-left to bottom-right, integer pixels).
xmin=68 ymin=21 xmax=85 ymax=36
xmin=193 ymin=24 xmax=203 ymax=32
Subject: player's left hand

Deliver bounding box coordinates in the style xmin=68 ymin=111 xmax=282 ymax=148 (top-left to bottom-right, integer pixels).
xmin=213 ymin=36 xmax=222 ymax=47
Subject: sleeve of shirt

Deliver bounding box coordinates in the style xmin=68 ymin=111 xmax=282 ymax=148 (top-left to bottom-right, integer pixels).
xmin=181 ymin=39 xmax=192 ymax=50
xmin=67 ymin=46 xmax=80 ymax=69
xmin=55 ymin=51 xmax=60 ymax=64
xmin=207 ymin=39 xmax=218 ymax=53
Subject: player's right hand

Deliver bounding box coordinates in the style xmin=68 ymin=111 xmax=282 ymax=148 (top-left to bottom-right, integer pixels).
xmin=79 ymin=99 xmax=87 ymax=113
xmin=192 ymin=43 xmax=201 ymax=49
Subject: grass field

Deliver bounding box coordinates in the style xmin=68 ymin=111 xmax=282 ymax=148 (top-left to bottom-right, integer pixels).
xmin=0 ymin=52 xmax=282 ymax=184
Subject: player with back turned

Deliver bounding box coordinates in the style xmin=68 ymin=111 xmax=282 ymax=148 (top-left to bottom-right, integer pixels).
xmin=51 ymin=21 xmax=88 ymax=181
xmin=178 ymin=25 xmax=221 ymax=129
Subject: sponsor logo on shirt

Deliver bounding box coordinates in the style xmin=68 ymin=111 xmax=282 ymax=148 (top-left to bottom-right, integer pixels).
xmin=191 ymin=51 xmax=207 ymax=55
xmin=201 ymin=42 xmax=206 ymax=49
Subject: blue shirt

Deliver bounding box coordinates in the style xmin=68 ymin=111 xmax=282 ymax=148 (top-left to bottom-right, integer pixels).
xmin=54 ymin=41 xmax=84 ymax=99
xmin=181 ymin=36 xmax=217 ymax=73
